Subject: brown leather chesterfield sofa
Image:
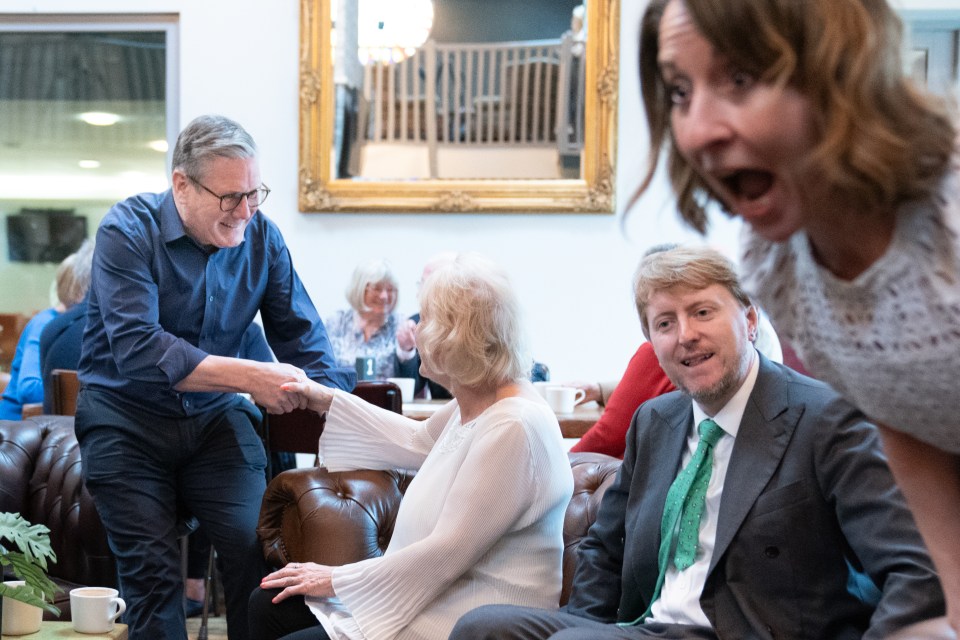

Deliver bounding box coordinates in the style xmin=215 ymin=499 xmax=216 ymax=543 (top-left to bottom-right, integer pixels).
xmin=0 ymin=415 xmax=117 ymax=620
xmin=257 ymin=452 xmax=955 ymax=640
xmin=256 ymin=451 xmax=622 ymax=606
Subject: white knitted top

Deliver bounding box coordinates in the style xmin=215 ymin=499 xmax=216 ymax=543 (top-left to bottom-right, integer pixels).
xmin=741 ymin=163 xmax=960 ymax=453
xmin=307 ymin=391 xmax=573 ymax=640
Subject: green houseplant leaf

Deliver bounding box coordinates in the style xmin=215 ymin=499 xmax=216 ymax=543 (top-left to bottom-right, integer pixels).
xmin=0 ymin=513 xmax=61 ymax=615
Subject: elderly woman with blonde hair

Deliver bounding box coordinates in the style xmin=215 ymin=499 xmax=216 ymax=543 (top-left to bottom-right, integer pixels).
xmin=325 ymin=259 xmax=417 ymax=381
xmin=248 ymin=253 xmax=573 ymax=640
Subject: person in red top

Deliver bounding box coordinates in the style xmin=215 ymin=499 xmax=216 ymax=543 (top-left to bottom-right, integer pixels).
xmin=569 ymin=342 xmax=674 ymax=458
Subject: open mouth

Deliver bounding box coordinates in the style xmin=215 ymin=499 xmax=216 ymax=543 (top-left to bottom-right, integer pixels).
xmin=682 ymin=353 xmax=713 ymax=367
xmin=720 ymin=169 xmax=773 ymax=202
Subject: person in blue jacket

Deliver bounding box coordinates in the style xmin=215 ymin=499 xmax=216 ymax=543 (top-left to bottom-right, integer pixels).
xmin=0 ymin=239 xmax=94 ymax=419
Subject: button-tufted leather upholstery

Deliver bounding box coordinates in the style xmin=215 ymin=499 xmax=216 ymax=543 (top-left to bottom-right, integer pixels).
xmin=0 ymin=415 xmax=116 ymax=619
xmin=257 ymin=451 xmax=622 ymax=606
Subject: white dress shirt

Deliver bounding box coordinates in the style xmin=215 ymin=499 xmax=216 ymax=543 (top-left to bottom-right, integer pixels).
xmin=650 ymin=350 xmax=760 ymax=627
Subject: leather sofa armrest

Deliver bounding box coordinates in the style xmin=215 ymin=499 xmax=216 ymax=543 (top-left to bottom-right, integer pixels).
xmin=257 ymin=466 xmax=416 ymax=569
xmin=562 ymin=452 xmax=621 ymax=605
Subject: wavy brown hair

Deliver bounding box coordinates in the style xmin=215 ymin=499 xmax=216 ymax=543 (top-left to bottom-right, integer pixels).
xmin=636 ymin=0 xmax=956 ymax=233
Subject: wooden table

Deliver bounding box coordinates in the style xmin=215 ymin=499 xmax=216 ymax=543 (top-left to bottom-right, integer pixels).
xmin=2 ymin=622 xmax=128 ymax=639
xmin=403 ymin=400 xmax=601 ymax=439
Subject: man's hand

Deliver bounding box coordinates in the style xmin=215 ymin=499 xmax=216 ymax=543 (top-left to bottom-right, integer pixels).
xmin=175 ymin=355 xmax=314 ymax=412
xmin=248 ymin=362 xmax=309 ymax=414
xmin=564 ymin=381 xmax=601 ymax=405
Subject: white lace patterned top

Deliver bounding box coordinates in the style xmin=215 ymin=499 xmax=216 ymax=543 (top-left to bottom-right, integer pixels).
xmin=306 ymin=391 xmax=573 ymax=640
xmin=741 ymin=164 xmax=960 ymax=453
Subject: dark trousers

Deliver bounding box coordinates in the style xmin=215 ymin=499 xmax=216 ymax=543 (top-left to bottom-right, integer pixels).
xmin=76 ymin=388 xmax=268 ymax=640
xmin=248 ymin=587 xmax=330 ymax=640
xmin=450 ymin=604 xmax=718 ymax=640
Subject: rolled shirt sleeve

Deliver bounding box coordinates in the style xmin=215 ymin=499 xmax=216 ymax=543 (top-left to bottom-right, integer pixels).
xmin=79 ymin=191 xmax=353 ymax=416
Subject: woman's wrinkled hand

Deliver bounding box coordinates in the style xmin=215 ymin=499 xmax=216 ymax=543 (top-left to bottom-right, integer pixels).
xmin=261 ymin=561 xmax=334 ymax=603
xmin=280 ymin=379 xmax=335 ymax=414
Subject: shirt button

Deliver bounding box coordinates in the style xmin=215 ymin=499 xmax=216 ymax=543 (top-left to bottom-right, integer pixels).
xmin=208 ymin=296 xmax=214 ymax=302
xmin=764 ymin=546 xmax=780 ymax=559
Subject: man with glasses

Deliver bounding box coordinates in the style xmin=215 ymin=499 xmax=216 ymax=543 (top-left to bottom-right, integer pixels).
xmin=75 ymin=114 xmax=354 ymax=640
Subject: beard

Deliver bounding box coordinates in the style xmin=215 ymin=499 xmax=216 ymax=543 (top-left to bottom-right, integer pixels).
xmin=674 ymin=349 xmax=754 ymax=411
xmin=680 ymin=369 xmax=742 ymax=409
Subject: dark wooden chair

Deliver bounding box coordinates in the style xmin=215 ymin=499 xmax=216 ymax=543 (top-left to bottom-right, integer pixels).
xmin=352 ymin=380 xmax=403 ymax=414
xmin=51 ymin=368 xmax=80 ymax=416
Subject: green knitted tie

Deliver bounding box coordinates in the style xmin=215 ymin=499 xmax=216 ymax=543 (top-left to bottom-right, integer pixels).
xmin=620 ymin=418 xmax=724 ymax=627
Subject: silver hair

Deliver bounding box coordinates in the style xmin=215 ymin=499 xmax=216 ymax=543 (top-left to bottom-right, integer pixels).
xmin=171 ymin=114 xmax=257 ymax=180
xmin=345 ymin=259 xmax=400 ymax=313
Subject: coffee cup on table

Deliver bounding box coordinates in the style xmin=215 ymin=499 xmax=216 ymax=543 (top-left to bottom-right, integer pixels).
xmin=545 ymin=386 xmax=586 ymax=414
xmin=532 ymin=381 xmax=553 ymax=399
xmin=70 ymin=587 xmax=126 ymax=634
xmin=386 ymin=377 xmax=415 ymax=403
xmin=2 ymin=581 xmax=43 ymax=636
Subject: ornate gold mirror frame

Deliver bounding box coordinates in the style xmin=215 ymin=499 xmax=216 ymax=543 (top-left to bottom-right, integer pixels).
xmin=299 ymin=0 xmax=619 ymax=213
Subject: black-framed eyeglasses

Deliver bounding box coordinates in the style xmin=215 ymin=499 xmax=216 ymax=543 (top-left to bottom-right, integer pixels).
xmin=189 ymin=176 xmax=270 ymax=212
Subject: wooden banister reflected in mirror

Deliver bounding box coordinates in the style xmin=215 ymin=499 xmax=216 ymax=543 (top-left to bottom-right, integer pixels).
xmin=299 ymin=0 xmax=620 ymax=213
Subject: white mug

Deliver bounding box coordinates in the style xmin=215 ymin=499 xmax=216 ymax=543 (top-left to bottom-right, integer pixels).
xmin=532 ymin=381 xmax=553 ymax=399
xmin=70 ymin=587 xmax=126 ymax=634
xmin=2 ymin=581 xmax=43 ymax=636
xmin=386 ymin=377 xmax=415 ymax=403
xmin=545 ymin=386 xmax=586 ymax=414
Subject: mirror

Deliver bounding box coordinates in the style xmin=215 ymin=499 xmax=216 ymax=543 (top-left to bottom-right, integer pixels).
xmin=299 ymin=0 xmax=619 ymax=213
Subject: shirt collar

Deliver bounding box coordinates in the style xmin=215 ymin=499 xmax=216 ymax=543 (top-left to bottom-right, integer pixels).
xmin=692 ymin=348 xmax=759 ymax=439
xmin=159 ymin=189 xmax=190 ymax=244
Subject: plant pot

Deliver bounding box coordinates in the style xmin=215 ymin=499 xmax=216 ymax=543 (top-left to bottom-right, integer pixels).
xmin=2 ymin=582 xmax=43 ymax=636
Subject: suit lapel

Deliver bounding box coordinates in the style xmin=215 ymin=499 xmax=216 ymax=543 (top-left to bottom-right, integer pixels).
xmin=710 ymin=357 xmax=803 ymax=570
xmin=647 ymin=398 xmax=696 ymax=508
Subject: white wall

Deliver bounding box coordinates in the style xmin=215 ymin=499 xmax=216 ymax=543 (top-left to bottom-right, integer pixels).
xmin=3 ymin=0 xmax=948 ymax=383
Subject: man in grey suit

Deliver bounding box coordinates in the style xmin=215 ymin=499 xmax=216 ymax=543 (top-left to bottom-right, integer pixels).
xmin=451 ymin=246 xmax=943 ymax=639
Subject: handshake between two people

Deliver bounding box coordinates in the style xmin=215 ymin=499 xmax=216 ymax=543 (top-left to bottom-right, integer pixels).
xmin=246 ymin=361 xmax=334 ymax=415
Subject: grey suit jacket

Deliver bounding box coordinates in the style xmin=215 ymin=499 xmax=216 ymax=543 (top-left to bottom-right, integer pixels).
xmin=567 ymin=355 xmax=943 ymax=639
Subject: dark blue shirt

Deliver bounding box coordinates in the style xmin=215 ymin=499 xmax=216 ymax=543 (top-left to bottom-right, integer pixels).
xmin=79 ymin=190 xmax=354 ymax=417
